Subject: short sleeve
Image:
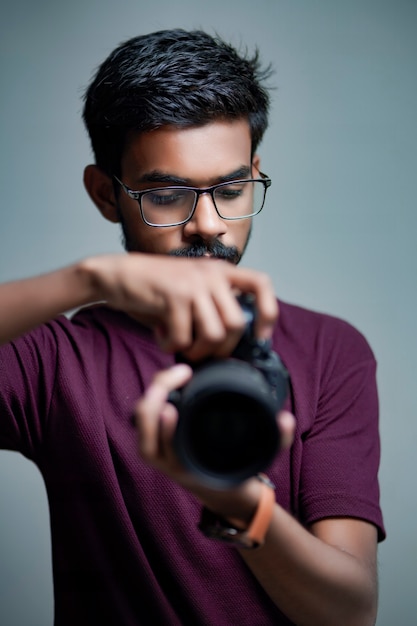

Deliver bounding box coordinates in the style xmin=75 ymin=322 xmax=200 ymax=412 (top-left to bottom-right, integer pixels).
xmin=0 ymin=327 xmax=58 ymax=460
xmin=298 ymin=321 xmax=385 ymax=540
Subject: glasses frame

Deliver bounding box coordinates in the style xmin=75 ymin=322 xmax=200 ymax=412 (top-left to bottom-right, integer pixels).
xmin=113 ymin=172 xmax=272 ymax=228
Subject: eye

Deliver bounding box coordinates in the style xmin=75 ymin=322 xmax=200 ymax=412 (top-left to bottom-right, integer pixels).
xmin=145 ymin=189 xmax=189 ymax=207
xmin=215 ymin=183 xmax=246 ymax=201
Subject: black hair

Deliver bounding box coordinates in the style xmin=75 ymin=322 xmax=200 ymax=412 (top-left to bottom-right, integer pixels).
xmin=83 ymin=29 xmax=273 ymax=176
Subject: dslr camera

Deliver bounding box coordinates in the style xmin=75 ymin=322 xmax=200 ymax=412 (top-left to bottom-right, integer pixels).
xmin=170 ymin=294 xmax=289 ymax=488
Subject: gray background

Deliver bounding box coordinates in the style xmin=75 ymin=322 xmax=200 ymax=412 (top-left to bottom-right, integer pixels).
xmin=0 ymin=0 xmax=416 ymax=624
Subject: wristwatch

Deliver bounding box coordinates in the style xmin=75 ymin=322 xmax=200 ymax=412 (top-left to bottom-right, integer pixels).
xmin=198 ymin=474 xmax=276 ymax=549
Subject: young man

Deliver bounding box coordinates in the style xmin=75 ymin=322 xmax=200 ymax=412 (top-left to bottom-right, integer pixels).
xmin=0 ymin=29 xmax=384 ymax=625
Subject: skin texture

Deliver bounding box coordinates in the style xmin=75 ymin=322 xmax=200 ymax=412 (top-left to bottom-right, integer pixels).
xmin=0 ymin=119 xmax=379 ymax=625
xmin=85 ymin=120 xmax=256 ymax=256
xmin=83 ymin=119 xmax=274 ymax=361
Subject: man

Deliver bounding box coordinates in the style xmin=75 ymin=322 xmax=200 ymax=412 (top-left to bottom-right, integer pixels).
xmin=0 ymin=29 xmax=384 ymax=625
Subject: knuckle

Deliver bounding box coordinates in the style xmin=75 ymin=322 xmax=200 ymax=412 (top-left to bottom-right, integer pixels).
xmin=206 ymin=326 xmax=227 ymax=344
xmin=168 ymin=329 xmax=192 ymax=352
xmin=227 ymin=314 xmax=246 ymax=334
xmin=195 ymin=319 xmax=226 ymax=346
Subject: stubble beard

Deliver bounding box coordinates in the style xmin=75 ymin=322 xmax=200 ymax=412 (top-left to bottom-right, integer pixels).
xmin=118 ymin=213 xmax=251 ymax=266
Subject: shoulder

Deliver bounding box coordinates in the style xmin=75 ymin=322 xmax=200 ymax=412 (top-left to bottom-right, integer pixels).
xmin=273 ymin=300 xmax=378 ymax=419
xmin=2 ymin=305 xmax=161 ymax=370
xmin=275 ymin=299 xmax=376 ymax=368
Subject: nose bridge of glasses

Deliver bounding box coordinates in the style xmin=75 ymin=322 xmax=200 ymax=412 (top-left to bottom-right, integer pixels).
xmin=187 ymin=193 xmax=222 ymax=235
xmin=193 ymin=186 xmax=221 ymax=214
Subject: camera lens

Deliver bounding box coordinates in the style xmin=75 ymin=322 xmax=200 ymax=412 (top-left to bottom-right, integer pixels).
xmin=174 ymin=360 xmax=281 ymax=487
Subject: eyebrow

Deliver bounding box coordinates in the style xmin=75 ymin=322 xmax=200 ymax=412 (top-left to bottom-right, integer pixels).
xmin=134 ymin=165 xmax=252 ymax=187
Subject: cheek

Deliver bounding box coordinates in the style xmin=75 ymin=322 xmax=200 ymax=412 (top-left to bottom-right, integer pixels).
xmin=134 ymin=223 xmax=184 ymax=254
xmin=147 ymin=229 xmax=182 ymax=253
xmin=120 ymin=201 xmax=182 ymax=253
xmin=233 ymin=220 xmax=252 ymax=247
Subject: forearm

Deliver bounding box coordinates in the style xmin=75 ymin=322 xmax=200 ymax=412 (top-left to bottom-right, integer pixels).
xmin=0 ymin=261 xmax=97 ymax=344
xmin=240 ymin=505 xmax=377 ymax=626
xmin=191 ymin=478 xmax=377 ymax=626
xmin=0 ymin=253 xmax=277 ymax=351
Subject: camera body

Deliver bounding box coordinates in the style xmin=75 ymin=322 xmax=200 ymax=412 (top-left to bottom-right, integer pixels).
xmin=171 ymin=295 xmax=289 ymax=488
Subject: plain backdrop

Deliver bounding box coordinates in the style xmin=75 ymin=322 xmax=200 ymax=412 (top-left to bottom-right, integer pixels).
xmin=0 ymin=1 xmax=416 ymax=624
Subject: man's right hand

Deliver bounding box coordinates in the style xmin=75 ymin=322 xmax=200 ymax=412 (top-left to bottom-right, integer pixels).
xmin=0 ymin=253 xmax=278 ymax=359
xmin=83 ymin=253 xmax=278 ymax=361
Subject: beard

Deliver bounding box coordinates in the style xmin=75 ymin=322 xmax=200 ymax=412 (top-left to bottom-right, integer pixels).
xmin=168 ymin=238 xmax=244 ymax=264
xmin=118 ymin=210 xmax=250 ymax=266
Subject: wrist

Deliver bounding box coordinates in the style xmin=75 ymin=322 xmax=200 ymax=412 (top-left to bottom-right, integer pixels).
xmin=197 ymin=474 xmax=276 ymax=549
xmin=76 ymin=255 xmax=110 ymax=304
xmin=192 ymin=475 xmax=262 ymax=525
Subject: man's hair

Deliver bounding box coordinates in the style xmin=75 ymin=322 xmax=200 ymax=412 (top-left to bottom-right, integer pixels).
xmin=83 ymin=29 xmax=272 ymax=176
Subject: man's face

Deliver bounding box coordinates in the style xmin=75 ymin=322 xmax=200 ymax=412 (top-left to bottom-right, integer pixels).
xmin=116 ymin=119 xmax=258 ymax=263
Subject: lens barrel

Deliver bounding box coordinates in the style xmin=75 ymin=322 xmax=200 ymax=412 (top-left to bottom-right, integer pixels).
xmin=173 ymin=358 xmax=287 ymax=488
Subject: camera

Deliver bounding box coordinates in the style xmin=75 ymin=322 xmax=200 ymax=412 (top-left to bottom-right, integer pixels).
xmin=170 ymin=295 xmax=289 ymax=488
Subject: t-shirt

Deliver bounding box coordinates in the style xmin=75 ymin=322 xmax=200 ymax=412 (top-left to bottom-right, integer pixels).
xmin=0 ymin=301 xmax=385 ymax=625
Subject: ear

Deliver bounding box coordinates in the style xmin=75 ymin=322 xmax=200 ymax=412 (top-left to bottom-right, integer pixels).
xmin=252 ymin=153 xmax=261 ymax=174
xmin=83 ymin=164 xmax=120 ymax=224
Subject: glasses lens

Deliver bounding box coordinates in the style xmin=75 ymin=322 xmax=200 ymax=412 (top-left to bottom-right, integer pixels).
xmin=213 ymin=181 xmax=266 ymax=219
xmin=141 ymin=188 xmax=196 ymax=226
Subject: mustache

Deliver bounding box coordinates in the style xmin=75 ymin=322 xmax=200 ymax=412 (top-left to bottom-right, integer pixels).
xmin=169 ymin=239 xmax=241 ymax=264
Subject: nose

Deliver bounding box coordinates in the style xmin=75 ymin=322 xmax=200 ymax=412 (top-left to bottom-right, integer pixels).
xmin=183 ymin=192 xmax=227 ymax=241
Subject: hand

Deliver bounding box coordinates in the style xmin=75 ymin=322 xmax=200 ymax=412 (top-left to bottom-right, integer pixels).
xmin=82 ymin=253 xmax=278 ymax=361
xmin=135 ymin=364 xmax=295 ymax=521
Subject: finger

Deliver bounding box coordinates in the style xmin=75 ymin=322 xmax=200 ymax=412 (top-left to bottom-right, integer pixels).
xmin=226 ymin=268 xmax=278 ymax=340
xmin=208 ymin=284 xmax=248 ymax=358
xmin=158 ymin=402 xmax=182 ymax=464
xmin=277 ymin=410 xmax=296 ymax=450
xmin=183 ymin=290 xmax=245 ymax=361
xmin=155 ymin=301 xmax=194 ymax=353
xmin=145 ymin=363 xmax=193 ymax=399
xmin=136 ymin=364 xmax=193 ymax=459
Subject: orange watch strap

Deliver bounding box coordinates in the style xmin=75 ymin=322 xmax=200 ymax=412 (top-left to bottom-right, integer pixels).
xmin=198 ymin=474 xmax=275 ymax=549
xmin=244 ymin=473 xmax=275 ymax=546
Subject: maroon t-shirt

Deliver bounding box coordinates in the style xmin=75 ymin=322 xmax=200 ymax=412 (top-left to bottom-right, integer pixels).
xmin=0 ymin=301 xmax=385 ymax=625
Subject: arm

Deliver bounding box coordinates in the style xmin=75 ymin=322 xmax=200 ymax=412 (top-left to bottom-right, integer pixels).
xmin=240 ymin=508 xmax=378 ymax=626
xmin=135 ymin=365 xmax=378 ymax=626
xmin=0 ymin=263 xmax=94 ymax=345
xmin=0 ymin=253 xmax=277 ymax=355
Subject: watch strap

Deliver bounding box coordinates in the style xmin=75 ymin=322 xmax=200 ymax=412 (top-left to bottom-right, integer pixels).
xmin=198 ymin=473 xmax=275 ymax=549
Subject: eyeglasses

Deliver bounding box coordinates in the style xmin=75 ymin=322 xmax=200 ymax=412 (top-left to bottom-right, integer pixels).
xmin=113 ymin=171 xmax=271 ymax=228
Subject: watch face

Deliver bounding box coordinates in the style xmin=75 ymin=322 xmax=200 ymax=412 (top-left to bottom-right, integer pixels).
xmin=201 ymin=523 xmax=259 ymax=548
xmin=198 ymin=509 xmax=260 ymax=549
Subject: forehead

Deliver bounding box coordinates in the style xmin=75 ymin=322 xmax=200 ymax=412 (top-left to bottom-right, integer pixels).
xmin=120 ymin=119 xmax=253 ymax=185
